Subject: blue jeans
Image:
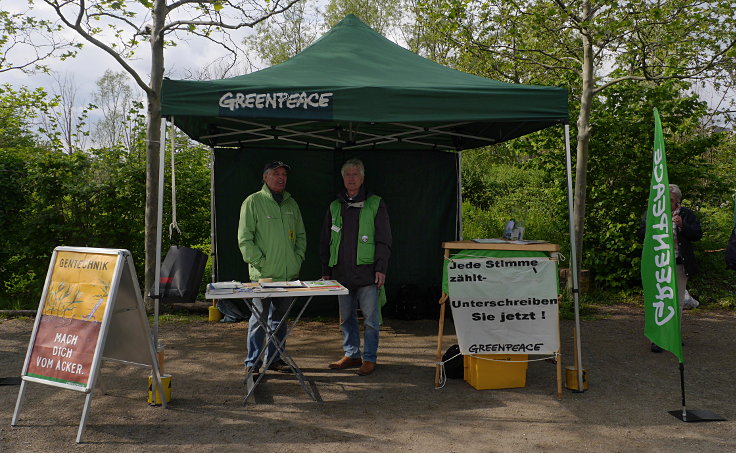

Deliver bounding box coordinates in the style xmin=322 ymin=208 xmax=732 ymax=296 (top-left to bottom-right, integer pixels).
xmin=216 ymin=299 xmax=249 ymax=322
xmin=245 ymin=297 xmax=292 ymax=367
xmin=338 ymin=285 xmax=380 ymax=363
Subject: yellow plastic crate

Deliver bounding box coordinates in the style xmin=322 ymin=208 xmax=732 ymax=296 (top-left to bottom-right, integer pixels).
xmin=463 ymin=354 xmax=528 ymax=390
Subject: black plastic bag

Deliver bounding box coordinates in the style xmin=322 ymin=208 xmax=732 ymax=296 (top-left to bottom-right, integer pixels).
xmin=442 ymin=344 xmax=464 ymax=379
xmin=159 ymin=246 xmax=207 ymax=303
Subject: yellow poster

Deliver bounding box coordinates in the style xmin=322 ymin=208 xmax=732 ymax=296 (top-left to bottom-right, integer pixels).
xmin=42 ymin=251 xmax=118 ymax=322
xmin=26 ymin=250 xmax=120 ymax=387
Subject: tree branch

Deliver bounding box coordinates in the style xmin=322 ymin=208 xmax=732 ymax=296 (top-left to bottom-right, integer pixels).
xmin=44 ymin=0 xmax=153 ymax=96
xmin=163 ymin=0 xmax=302 ymax=34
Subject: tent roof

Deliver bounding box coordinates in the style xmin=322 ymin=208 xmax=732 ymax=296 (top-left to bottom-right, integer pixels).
xmin=161 ymin=15 xmax=568 ymax=151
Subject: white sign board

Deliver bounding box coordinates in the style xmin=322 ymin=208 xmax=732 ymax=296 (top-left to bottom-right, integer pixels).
xmin=447 ymin=256 xmax=560 ymax=355
xmin=12 ymin=247 xmax=165 ymax=443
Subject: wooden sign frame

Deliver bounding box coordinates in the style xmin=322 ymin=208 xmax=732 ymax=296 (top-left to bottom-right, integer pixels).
xmin=11 ymin=247 xmax=165 ymax=443
xmin=434 ymin=241 xmax=563 ymax=397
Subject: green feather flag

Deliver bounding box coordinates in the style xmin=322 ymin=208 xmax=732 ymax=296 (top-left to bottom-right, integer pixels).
xmin=642 ymin=108 xmax=683 ymax=362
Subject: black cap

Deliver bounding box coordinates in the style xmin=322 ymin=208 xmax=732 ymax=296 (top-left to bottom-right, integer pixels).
xmin=263 ymin=160 xmax=290 ymax=173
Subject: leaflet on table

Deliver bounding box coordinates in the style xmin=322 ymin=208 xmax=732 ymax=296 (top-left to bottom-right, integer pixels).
xmin=260 ymin=280 xmax=306 ymax=288
xmin=207 ymin=281 xmax=257 ymax=294
xmin=207 ymin=281 xmax=242 ymax=294
xmin=209 ymin=281 xmax=243 ymax=289
xmin=208 ymin=280 xmax=346 ymax=294
xmin=472 ymin=238 xmax=548 ymax=245
xmin=302 ymin=280 xmax=345 ymax=290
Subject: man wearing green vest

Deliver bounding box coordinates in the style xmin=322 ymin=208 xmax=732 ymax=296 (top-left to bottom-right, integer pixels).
xmin=239 ymin=161 xmax=306 ymax=375
xmin=320 ymin=158 xmax=392 ymax=376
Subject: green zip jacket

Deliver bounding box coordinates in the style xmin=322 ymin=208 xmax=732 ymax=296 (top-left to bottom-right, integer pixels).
xmin=238 ymin=184 xmax=306 ymax=282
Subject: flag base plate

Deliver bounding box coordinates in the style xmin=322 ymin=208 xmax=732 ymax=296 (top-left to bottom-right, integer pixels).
xmin=668 ymin=409 xmax=726 ymax=422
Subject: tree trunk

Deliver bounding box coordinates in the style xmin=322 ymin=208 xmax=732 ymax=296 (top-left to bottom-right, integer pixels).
xmin=144 ymin=0 xmax=167 ymax=313
xmin=572 ymin=0 xmax=595 ymax=279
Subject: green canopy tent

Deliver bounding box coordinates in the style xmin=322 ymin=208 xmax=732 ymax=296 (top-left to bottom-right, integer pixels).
xmin=159 ymin=15 xmax=583 ymax=383
xmin=162 ymin=15 xmax=568 ymax=149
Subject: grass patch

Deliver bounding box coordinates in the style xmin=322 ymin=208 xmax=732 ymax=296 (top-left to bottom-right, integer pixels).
xmin=148 ymin=312 xmax=204 ymax=324
xmin=558 ymin=287 xmax=643 ymax=320
xmin=558 ymin=299 xmax=599 ymax=320
xmin=0 ymin=295 xmax=38 ymax=311
xmin=0 ymin=314 xmax=34 ymax=321
xmin=689 ymin=265 xmax=736 ymax=309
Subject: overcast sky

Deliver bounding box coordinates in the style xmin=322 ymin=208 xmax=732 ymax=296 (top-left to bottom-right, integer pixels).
xmin=4 ymin=0 xmax=265 ymax=109
xmin=4 ymin=1 xmax=732 ymax=130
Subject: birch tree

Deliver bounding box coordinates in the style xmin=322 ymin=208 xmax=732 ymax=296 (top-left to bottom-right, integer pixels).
xmin=34 ymin=0 xmax=300 ymax=310
xmin=245 ymin=1 xmax=320 ymax=66
xmin=416 ymin=0 xmax=736 ymax=269
xmin=92 ymin=70 xmax=136 ymax=150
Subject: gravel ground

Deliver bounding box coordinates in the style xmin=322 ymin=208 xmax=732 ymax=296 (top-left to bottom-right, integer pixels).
xmin=1 ymin=304 xmax=735 ymax=452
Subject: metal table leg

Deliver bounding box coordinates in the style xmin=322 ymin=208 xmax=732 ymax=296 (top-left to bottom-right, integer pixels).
xmin=242 ymin=296 xmax=316 ymax=405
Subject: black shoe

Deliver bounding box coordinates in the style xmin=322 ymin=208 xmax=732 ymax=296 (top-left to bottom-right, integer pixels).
xmin=267 ymin=359 xmax=292 ymax=373
xmin=651 ymin=343 xmax=663 ymax=353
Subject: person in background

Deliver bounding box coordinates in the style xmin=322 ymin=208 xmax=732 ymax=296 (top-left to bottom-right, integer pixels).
xmin=238 ymin=161 xmax=306 ymax=374
xmin=639 ymin=183 xmax=702 ymax=352
xmin=320 ymin=158 xmax=392 ymax=376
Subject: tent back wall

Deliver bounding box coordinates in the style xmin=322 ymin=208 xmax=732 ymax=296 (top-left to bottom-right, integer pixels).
xmin=214 ymin=147 xmax=459 ymax=316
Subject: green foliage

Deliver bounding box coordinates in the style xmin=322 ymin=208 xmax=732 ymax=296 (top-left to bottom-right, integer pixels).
xmin=688 ymin=202 xmax=736 ymax=308
xmin=323 ymin=0 xmax=401 ymax=34
xmin=460 ymin=78 xmax=732 ymax=299
xmin=159 ymin=138 xmax=213 ymax=258
xmin=416 ymin=0 xmax=736 ymax=302
xmin=460 ymin=154 xmax=569 ymax=255
xmin=581 ymin=80 xmax=726 ymax=287
xmin=245 ymin=2 xmax=321 ymax=66
xmin=0 ymin=88 xmax=212 ymax=310
xmin=0 ymin=9 xmax=80 ymax=73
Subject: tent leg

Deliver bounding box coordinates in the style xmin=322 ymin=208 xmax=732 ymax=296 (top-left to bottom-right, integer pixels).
xmin=456 ymin=151 xmax=463 ymax=240
xmin=210 ymin=147 xmax=218 ymax=284
xmin=153 ymin=118 xmax=167 ymax=349
xmin=564 ymin=124 xmax=585 ymax=392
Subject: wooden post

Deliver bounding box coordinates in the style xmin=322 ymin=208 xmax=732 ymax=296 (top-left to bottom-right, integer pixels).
xmin=556 ymin=352 xmax=563 ymax=399
xmin=434 ymin=248 xmax=451 ymax=388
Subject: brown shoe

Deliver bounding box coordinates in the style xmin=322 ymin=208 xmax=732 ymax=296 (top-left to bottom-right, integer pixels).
xmin=357 ymin=361 xmax=376 ymax=376
xmin=329 ymin=356 xmax=363 ymax=370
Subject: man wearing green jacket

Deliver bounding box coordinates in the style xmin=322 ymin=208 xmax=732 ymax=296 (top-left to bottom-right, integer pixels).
xmin=239 ymin=161 xmax=306 ymax=375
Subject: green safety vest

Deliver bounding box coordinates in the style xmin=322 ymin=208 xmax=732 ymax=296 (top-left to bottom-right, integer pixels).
xmin=329 ymin=195 xmax=381 ymax=267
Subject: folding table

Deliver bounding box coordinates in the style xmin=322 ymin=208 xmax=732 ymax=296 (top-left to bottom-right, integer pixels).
xmin=206 ymin=281 xmax=348 ymax=404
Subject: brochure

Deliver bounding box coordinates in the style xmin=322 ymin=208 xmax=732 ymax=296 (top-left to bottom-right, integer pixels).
xmin=260 ymin=280 xmax=306 ymax=288
xmin=303 ymin=280 xmax=344 ymax=289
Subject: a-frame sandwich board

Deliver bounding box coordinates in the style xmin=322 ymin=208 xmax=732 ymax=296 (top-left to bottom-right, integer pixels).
xmin=11 ymin=246 xmax=165 ymax=443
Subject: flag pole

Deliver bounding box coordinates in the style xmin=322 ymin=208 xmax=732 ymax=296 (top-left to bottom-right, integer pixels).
xmin=679 ymin=363 xmax=687 ymax=421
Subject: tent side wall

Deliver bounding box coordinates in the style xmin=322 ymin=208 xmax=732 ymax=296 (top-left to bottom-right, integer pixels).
xmin=214 ymin=147 xmax=459 ymax=317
